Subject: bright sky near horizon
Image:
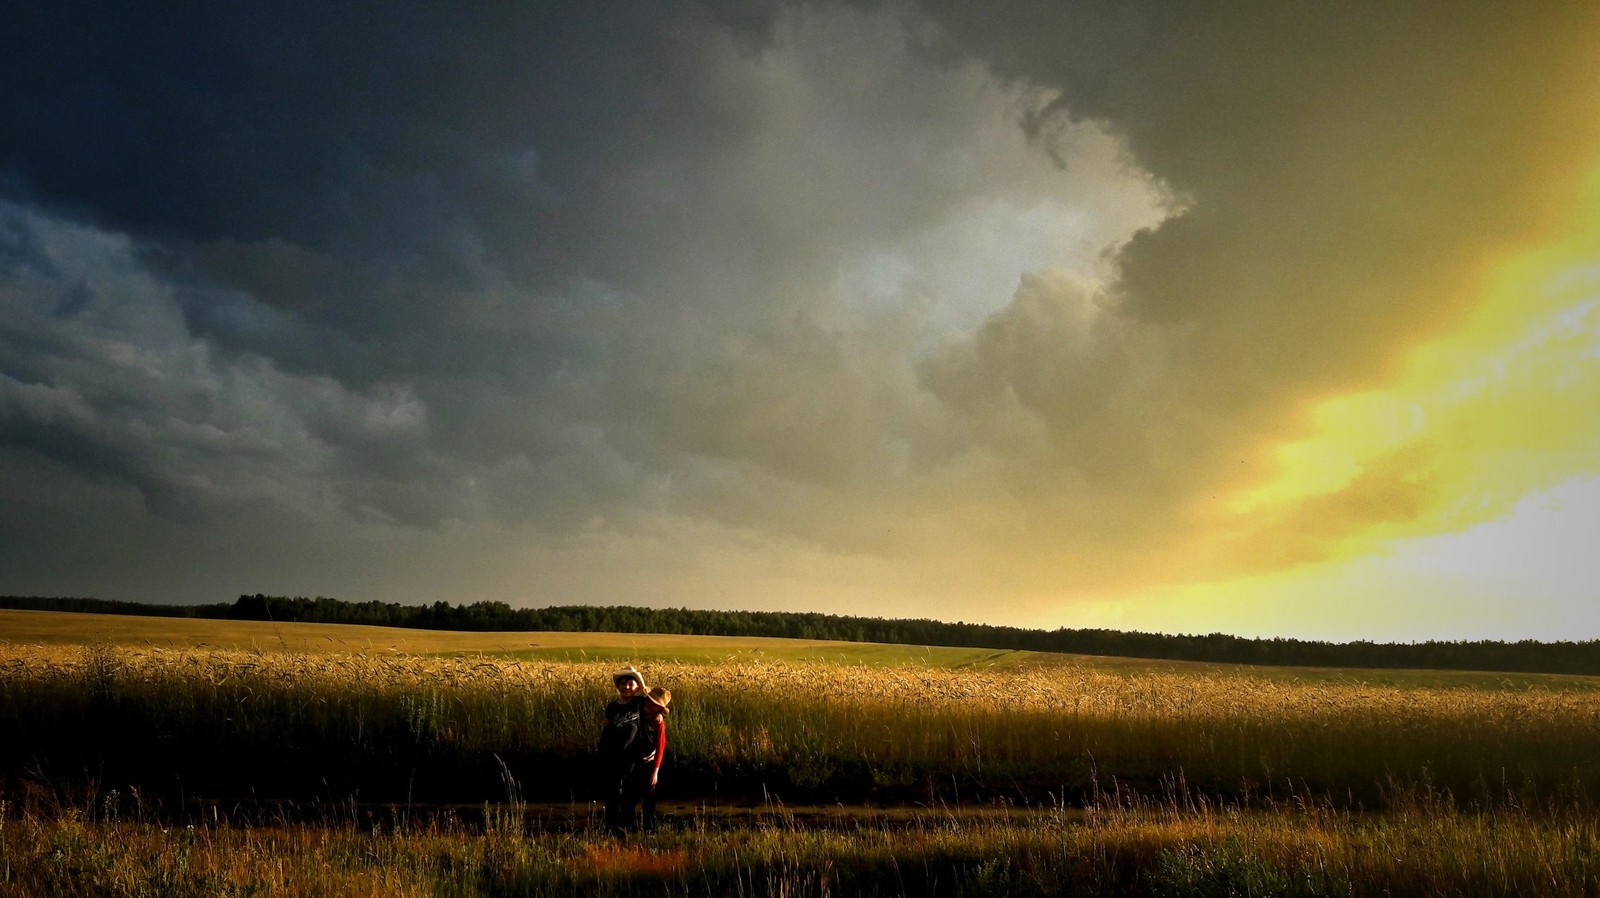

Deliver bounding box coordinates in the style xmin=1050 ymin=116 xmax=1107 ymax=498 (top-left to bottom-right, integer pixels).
xmin=2 ymin=3 xmax=1597 ymax=640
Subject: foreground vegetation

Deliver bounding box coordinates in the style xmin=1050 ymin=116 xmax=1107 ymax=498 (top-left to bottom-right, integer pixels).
xmin=5 ymin=787 xmax=1599 ymax=897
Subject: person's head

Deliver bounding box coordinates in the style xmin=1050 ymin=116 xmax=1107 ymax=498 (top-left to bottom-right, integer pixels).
xmin=613 ymin=665 xmax=646 ymax=699
xmin=646 ymin=686 xmax=671 ymax=713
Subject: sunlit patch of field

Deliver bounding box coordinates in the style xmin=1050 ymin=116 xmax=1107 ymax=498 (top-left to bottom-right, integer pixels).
xmin=8 ymin=608 xmax=1600 ymax=693
xmin=0 ymin=609 xmax=1043 ymax=669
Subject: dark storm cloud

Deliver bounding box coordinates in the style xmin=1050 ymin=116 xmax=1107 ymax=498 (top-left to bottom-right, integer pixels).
xmin=3 ymin=2 xmax=795 ymax=366
xmin=2 ymin=0 xmax=1595 ymax=614
xmin=0 ymin=195 xmax=681 ymax=538
xmin=1 ymin=2 xmax=781 ymax=530
xmin=4 ymin=2 xmax=1120 ymax=546
xmin=6 ymin=4 xmax=710 ymax=252
xmin=0 ymin=201 xmax=419 ymax=522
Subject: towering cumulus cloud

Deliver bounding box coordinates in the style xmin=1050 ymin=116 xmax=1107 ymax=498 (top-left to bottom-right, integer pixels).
xmin=1 ymin=1 xmax=1596 ymax=633
xmin=912 ymin=1 xmax=1600 ymax=577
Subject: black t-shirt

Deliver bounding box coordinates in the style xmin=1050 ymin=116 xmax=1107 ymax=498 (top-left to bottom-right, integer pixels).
xmin=599 ymin=696 xmax=645 ymax=759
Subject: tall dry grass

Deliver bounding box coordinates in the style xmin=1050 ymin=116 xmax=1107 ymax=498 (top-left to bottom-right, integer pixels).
xmin=3 ymin=786 xmax=1599 ymax=897
xmin=3 ymin=644 xmax=1599 ymax=808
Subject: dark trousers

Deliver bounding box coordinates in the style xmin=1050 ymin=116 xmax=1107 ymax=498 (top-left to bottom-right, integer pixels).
xmin=602 ymin=761 xmax=656 ymax=833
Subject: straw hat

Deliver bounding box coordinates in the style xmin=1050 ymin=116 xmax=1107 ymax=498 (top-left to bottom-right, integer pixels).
xmin=646 ymin=686 xmax=671 ymax=712
xmin=612 ymin=664 xmax=647 ymax=691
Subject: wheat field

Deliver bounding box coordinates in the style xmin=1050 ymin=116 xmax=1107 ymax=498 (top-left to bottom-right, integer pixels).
xmin=6 ymin=638 xmax=1600 ymax=806
xmin=5 ymin=614 xmax=1600 ymax=895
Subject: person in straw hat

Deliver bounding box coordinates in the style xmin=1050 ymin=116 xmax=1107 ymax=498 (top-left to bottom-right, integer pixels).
xmin=597 ymin=665 xmax=669 ymax=833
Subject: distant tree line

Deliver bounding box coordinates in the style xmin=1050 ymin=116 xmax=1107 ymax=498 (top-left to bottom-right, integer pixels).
xmin=0 ymin=595 xmax=236 ymax=618
xmin=5 ymin=593 xmax=1600 ymax=676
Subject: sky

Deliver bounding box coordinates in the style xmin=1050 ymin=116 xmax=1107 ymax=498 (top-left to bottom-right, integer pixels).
xmin=2 ymin=1 xmax=1598 ymax=641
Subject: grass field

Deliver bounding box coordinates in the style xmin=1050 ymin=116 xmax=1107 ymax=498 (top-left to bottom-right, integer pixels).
xmin=0 ymin=608 xmax=1044 ymax=667
xmin=8 ymin=608 xmax=1596 ymax=689
xmin=5 ymin=609 xmax=1600 ymax=896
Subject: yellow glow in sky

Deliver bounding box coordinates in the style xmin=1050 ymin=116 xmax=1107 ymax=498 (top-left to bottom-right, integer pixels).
xmin=1104 ymin=168 xmax=1600 ymax=638
xmin=1099 ymin=473 xmax=1600 ymax=641
xmin=1242 ymin=178 xmax=1599 ymax=519
xmin=1245 ymin=172 xmax=1599 ymax=532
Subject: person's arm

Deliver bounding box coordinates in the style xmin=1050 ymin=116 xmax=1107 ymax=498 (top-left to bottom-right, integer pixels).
xmin=650 ymin=715 xmax=667 ymax=786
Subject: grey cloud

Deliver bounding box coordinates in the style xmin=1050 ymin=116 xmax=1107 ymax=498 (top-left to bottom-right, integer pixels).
xmin=185 ymin=238 xmax=345 ymax=315
xmin=917 ymin=270 xmax=1182 ymax=489
xmin=913 ymin=0 xmax=1600 ymax=393
xmin=0 ymin=204 xmax=438 ymax=524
